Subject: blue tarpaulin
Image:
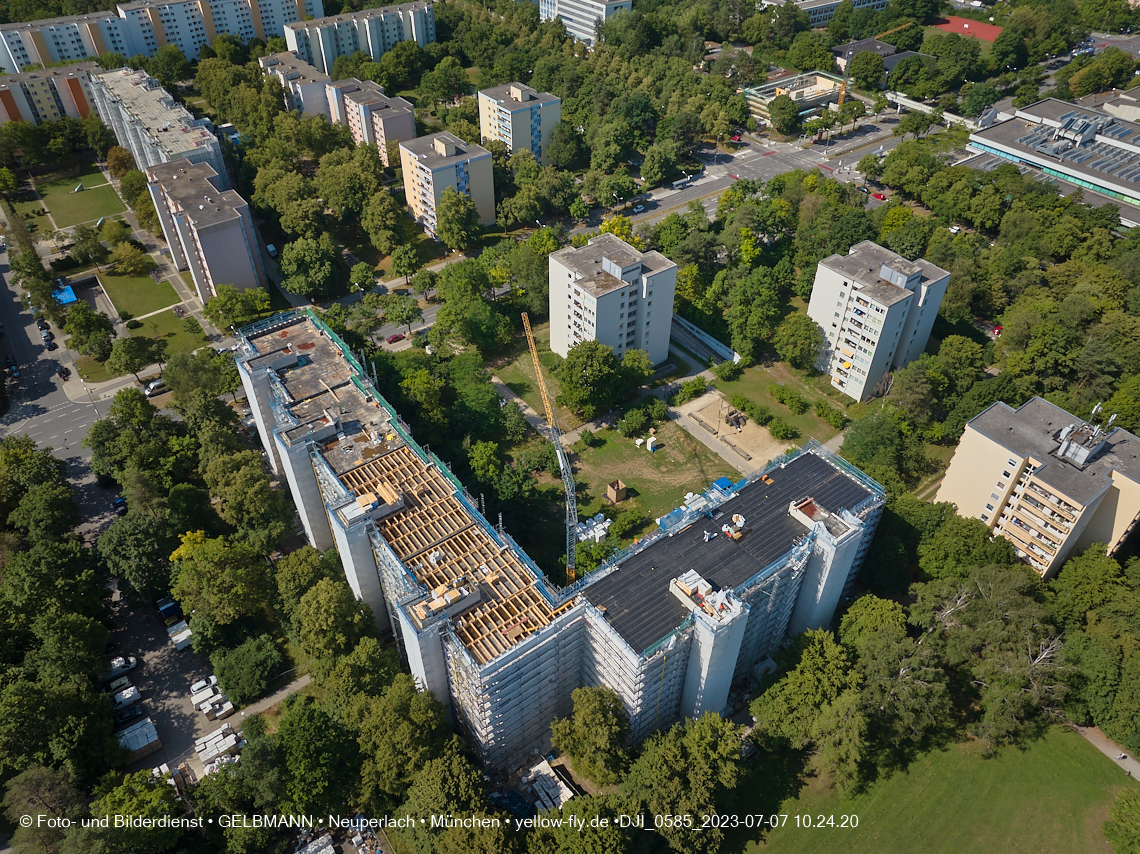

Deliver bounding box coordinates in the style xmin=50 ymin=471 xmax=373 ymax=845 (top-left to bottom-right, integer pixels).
xmin=52 ymin=284 xmax=77 ymax=305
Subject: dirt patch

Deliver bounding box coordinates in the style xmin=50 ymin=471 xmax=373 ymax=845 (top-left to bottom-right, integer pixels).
xmin=692 ymin=393 xmax=790 ymax=460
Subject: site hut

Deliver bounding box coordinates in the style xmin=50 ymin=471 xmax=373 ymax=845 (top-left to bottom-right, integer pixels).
xmin=235 ymin=309 xmax=887 ymax=773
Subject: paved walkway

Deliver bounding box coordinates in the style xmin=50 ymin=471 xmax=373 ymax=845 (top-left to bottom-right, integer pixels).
xmin=1070 ymin=723 xmax=1140 ymax=779
xmin=239 ymin=673 xmax=312 ymax=717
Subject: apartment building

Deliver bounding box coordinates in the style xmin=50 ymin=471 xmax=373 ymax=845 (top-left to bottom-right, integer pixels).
xmin=538 ymin=0 xmax=630 ymax=45
xmin=0 ymin=0 xmax=325 ymax=75
xmin=477 ymin=83 xmax=560 ymax=167
xmin=936 ymin=398 xmax=1140 ymax=579
xmin=399 ymin=132 xmax=494 ymax=238
xmin=327 ymin=78 xmax=414 ymax=162
xmin=0 ymin=61 xmax=98 ymax=124
xmin=235 ymin=308 xmax=885 ymax=772
xmin=146 ymin=161 xmax=265 ymax=302
xmin=258 ymin=51 xmax=331 ymax=116
xmin=806 ymin=241 xmax=950 ymax=402
xmin=284 ymin=1 xmax=435 ymax=76
xmin=548 ymin=233 xmax=676 ymax=365
xmin=90 ymin=66 xmax=227 ymax=187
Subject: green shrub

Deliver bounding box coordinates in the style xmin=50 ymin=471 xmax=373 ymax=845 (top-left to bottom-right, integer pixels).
xmin=671 ymin=377 xmax=708 ymax=406
xmin=814 ymin=399 xmax=848 ymax=429
xmin=730 ymin=393 xmax=772 ymax=426
xmin=609 ymin=510 xmax=643 ymax=541
xmin=211 ymin=634 xmax=282 ymax=706
xmin=183 ymin=316 xmax=203 ymax=335
xmin=712 ymin=359 xmax=743 ymax=381
xmin=768 ymin=417 xmax=800 ymax=441
xmin=785 ymin=392 xmax=808 ymax=414
xmin=768 ymin=383 xmax=787 ymax=403
xmin=643 ymin=397 xmax=667 ymax=421
xmin=579 ymin=429 xmax=602 ymax=448
xmin=125 ymin=319 xmax=143 ymax=329
xmin=618 ymin=407 xmax=648 ymax=437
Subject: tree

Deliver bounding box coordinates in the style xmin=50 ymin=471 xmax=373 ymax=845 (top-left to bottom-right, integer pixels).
xmin=555 ymin=340 xmax=625 ymax=419
xmin=278 ymin=235 xmax=335 ymax=297
xmin=3 ymin=766 xmax=86 ymax=854
xmin=202 ymin=284 xmax=270 ymax=329
xmin=0 ymin=167 xmax=16 ymax=196
xmin=397 ymin=742 xmax=487 ymax=852
xmin=202 ymin=451 xmax=293 ymax=553
xmin=111 ymin=243 xmax=156 ymax=276
xmin=62 ymin=301 xmax=115 ymax=360
xmin=275 ymin=546 xmax=340 ymax=625
xmin=848 ymin=50 xmax=886 ymax=90
xmin=1049 ymin=545 xmax=1128 ymax=630
xmin=349 ymin=261 xmax=375 ymax=293
xmin=382 ymin=293 xmax=422 ymax=334
xmin=773 ymin=313 xmax=824 ymax=369
xmin=88 ymin=770 xmax=184 ymax=852
xmin=354 ymin=674 xmax=449 ymax=814
xmin=100 ymin=218 xmax=132 ymax=247
xmin=787 ymin=31 xmax=836 ymax=72
xmin=296 ymin=577 xmax=371 ymax=663
xmin=1104 ymin=786 xmax=1140 ymax=854
xmin=118 ymin=169 xmax=147 ymax=206
xmin=276 ymin=696 xmax=360 ymax=815
xmin=768 ymin=94 xmax=801 ymax=136
xmin=8 ymin=483 xmax=77 ymax=543
xmin=212 ymin=634 xmax=282 ymax=706
xmin=105 ymin=336 xmax=153 ymax=381
xmin=391 ymin=244 xmax=419 ymax=285
xmin=146 ymin=44 xmax=191 ymax=88
xmin=98 ymin=512 xmax=178 ymax=600
xmin=106 ymin=145 xmax=135 ymax=178
xmin=170 ymin=532 xmax=272 ymax=625
xmin=550 ymin=686 xmax=630 ymax=786
xmin=916 ymin=514 xmax=1018 ymax=580
xmin=71 ymin=224 xmax=107 ymax=266
xmin=435 ymin=186 xmax=481 ymax=251
xmin=362 ymin=190 xmax=401 ymax=254
xmin=838 ymin=594 xmax=907 ymax=650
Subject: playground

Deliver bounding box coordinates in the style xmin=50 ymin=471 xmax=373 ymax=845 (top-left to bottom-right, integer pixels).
xmin=14 ymin=164 xmax=126 ymax=229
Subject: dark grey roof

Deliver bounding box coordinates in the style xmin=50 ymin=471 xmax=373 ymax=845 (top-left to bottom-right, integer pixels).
xmin=478 ymin=82 xmax=560 ymax=109
xmin=399 ymin=132 xmax=490 ymax=170
xmin=581 ymin=451 xmax=874 ymax=654
xmin=833 ymin=38 xmax=896 ymax=60
xmin=819 ymin=240 xmax=948 ymax=307
xmin=968 ymin=397 xmax=1140 ymax=504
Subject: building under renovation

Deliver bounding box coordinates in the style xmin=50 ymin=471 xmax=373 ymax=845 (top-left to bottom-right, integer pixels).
xmin=236 ymin=310 xmax=886 ymax=772
xmin=743 ymin=71 xmax=844 ymax=127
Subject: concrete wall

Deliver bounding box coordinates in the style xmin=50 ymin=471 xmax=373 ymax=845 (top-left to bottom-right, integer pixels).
xmin=1077 ymin=470 xmax=1140 ymax=559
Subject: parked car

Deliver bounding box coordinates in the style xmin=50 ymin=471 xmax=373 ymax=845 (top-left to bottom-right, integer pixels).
xmin=386 ymin=333 xmax=405 ymax=344
xmin=8 ymin=367 xmax=19 ymax=379
xmin=632 ymin=204 xmax=646 ymax=214
xmin=104 ymin=675 xmax=132 ymax=695
xmin=872 ymin=192 xmax=887 ymax=201
xmin=993 ymin=325 xmax=1003 ymax=337
xmin=105 ymin=655 xmax=138 ymax=679
xmin=39 ymin=328 xmax=53 ymax=342
xmin=116 ymin=706 xmax=144 ymax=724
xmin=144 ymin=378 xmax=166 ymax=397
xmin=35 ymin=318 xmax=48 ymax=331
xmin=113 ymin=496 xmax=127 ymax=516
xmin=57 ymin=363 xmax=69 ymax=379
xmin=731 ymin=134 xmax=741 ymax=142
xmin=45 ymin=340 xmax=57 ymax=351
xmin=857 ymin=186 xmax=869 ymax=194
xmin=112 ymin=686 xmax=141 ymax=710
xmin=5 ymin=354 xmax=14 ymax=367
xmin=191 ymin=676 xmax=218 ymax=694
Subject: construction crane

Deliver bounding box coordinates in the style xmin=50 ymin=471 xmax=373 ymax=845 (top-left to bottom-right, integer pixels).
xmin=521 ymin=312 xmax=579 ymax=582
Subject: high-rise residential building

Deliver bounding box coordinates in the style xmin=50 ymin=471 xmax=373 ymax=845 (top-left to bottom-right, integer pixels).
xmin=807 ymin=240 xmax=950 ymax=402
xmin=284 ymin=1 xmax=435 ymax=76
xmin=0 ymin=0 xmax=325 ymax=75
xmin=235 ymin=307 xmax=885 ymax=771
xmin=936 ymin=398 xmax=1140 ymax=579
xmin=146 ymin=160 xmax=265 ymax=302
xmin=258 ymin=51 xmax=330 ymax=116
xmin=538 ymin=0 xmax=630 ymax=45
xmin=326 ymin=78 xmax=414 ymax=162
xmin=399 ymin=132 xmax=494 ymax=238
xmin=90 ymin=66 xmax=227 ymax=187
xmin=0 ymin=62 xmax=98 ymax=125
xmin=477 ymin=82 xmax=560 ymax=167
xmin=757 ymin=0 xmax=886 ymax=28
xmin=549 ymin=233 xmax=676 ymax=365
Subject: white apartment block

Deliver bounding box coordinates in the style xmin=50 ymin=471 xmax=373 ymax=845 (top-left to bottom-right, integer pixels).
xmin=0 ymin=61 xmax=98 ymax=125
xmin=0 ymin=0 xmax=324 ymax=75
xmin=477 ymin=82 xmax=560 ymax=167
xmin=399 ymin=132 xmax=494 ymax=238
xmin=807 ymin=241 xmax=950 ymax=402
xmin=549 ymin=233 xmax=676 ymax=365
xmin=284 ymin=1 xmax=435 ymax=76
xmin=90 ymin=66 xmax=228 ymax=187
xmin=937 ymin=398 xmax=1140 ymax=579
xmin=147 ymin=160 xmax=265 ymax=302
xmin=538 ymin=0 xmax=630 ymax=44
xmin=756 ymin=0 xmax=887 ymax=28
xmin=235 ymin=309 xmax=885 ymax=772
xmin=327 ymin=78 xmax=414 ymax=162
xmin=258 ymin=51 xmax=330 ymax=116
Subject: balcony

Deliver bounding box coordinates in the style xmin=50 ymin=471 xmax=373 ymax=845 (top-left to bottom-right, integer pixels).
xmin=1025 ymin=483 xmax=1078 ymax=518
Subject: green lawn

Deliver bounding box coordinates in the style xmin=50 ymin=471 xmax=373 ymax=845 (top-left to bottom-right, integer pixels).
xmin=711 ymin=361 xmax=845 ymax=445
xmin=745 ymin=727 xmax=1129 ymax=854
xmin=75 ymin=353 xmax=116 ymax=383
xmin=100 ymin=273 xmax=180 ymax=319
xmin=571 ymin=422 xmax=737 ymax=524
xmin=143 ymin=309 xmax=210 ymax=358
xmin=492 ymin=321 xmax=584 ymax=430
xmin=25 ymin=165 xmax=124 ymax=228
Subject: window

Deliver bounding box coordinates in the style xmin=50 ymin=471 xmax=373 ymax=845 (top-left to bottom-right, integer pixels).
xmin=985 ymin=503 xmax=994 ymax=511
xmin=981 ymin=514 xmax=990 ymax=522
xmin=1002 ymin=470 xmax=1011 ymax=478
xmin=1007 ymin=458 xmax=1017 ymax=467
xmin=990 ymin=492 xmax=1000 ymax=501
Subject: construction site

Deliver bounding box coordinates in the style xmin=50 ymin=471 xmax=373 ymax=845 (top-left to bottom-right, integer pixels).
xmin=236 ymin=310 xmax=886 ymax=774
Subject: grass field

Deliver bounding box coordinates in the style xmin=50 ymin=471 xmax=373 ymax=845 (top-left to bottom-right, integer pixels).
xmin=100 ymin=273 xmax=180 ymax=319
xmin=571 ymin=422 xmax=737 ymax=524
xmin=711 ymin=361 xmax=845 ymax=445
xmin=743 ymin=727 xmax=1127 ymax=854
xmin=75 ymin=353 xmax=116 ymax=383
xmin=143 ymin=309 xmax=210 ymax=357
xmin=20 ymin=165 xmax=126 ymax=228
xmin=492 ymin=321 xmax=584 ymax=430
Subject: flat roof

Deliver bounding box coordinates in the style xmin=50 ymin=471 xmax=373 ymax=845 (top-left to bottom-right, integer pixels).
xmin=341 ymin=80 xmax=413 ymax=114
xmin=969 ymin=397 xmax=1140 ymax=504
xmin=550 ymin=233 xmax=674 ymax=298
xmin=582 ymin=451 xmax=874 ymax=653
xmin=0 ymin=61 xmax=98 ymax=87
xmin=819 ymin=240 xmax=948 ymax=307
xmin=258 ymin=51 xmax=329 ymax=85
xmin=285 ymin=0 xmax=431 ymax=28
xmin=0 ymin=11 xmax=116 ymax=30
xmin=93 ymin=68 xmax=217 ymax=155
xmin=833 ymin=38 xmax=896 ymax=58
xmin=400 ymin=131 xmax=490 ymax=170
xmin=147 ymin=161 xmax=246 ymax=227
xmin=241 ymin=313 xmax=568 ymax=666
xmin=479 ymin=82 xmax=560 ymax=110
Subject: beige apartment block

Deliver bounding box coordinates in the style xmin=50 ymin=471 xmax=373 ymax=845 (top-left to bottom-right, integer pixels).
xmin=477 ymin=82 xmax=560 ymax=166
xmin=936 ymin=397 xmax=1140 ymax=578
xmin=326 ymin=78 xmax=414 ymax=161
xmin=399 ymin=132 xmax=494 ymax=237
